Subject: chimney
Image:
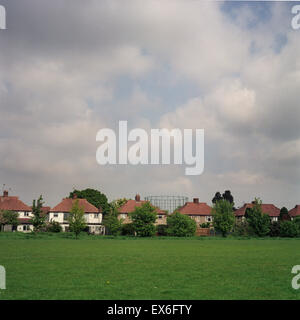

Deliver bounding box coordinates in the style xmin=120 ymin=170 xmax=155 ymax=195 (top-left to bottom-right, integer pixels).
xmin=73 ymin=193 xmax=78 ymax=199
xmin=3 ymin=190 xmax=8 ymax=197
xmin=193 ymin=198 xmax=199 ymax=204
xmin=135 ymin=194 xmax=141 ymax=202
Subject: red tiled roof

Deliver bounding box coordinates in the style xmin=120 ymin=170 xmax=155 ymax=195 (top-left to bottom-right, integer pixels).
xmin=177 ymin=202 xmax=212 ymax=215
xmin=0 ymin=196 xmax=31 ymax=212
xmin=289 ymin=205 xmax=300 ymax=217
xmin=118 ymin=199 xmax=166 ymax=215
xmin=235 ymin=203 xmax=280 ymax=217
xmin=50 ymin=198 xmax=100 ymax=213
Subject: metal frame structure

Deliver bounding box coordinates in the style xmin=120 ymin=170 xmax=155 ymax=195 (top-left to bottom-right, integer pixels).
xmin=144 ymin=195 xmax=188 ymax=214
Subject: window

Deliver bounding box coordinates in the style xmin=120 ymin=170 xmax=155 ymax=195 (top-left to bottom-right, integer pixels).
xmin=94 ymin=214 xmax=99 ymax=218
xmin=63 ymin=213 xmax=69 ymax=221
xmin=53 ymin=213 xmax=58 ymax=218
xmin=24 ymin=212 xmax=29 ymax=217
xmin=23 ymin=225 xmax=30 ymax=231
xmin=158 ymin=215 xmax=163 ymax=219
xmin=206 ymin=216 xmax=212 ymax=222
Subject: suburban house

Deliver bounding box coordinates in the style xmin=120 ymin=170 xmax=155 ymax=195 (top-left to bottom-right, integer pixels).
xmin=289 ymin=205 xmax=300 ymax=220
xmin=118 ymin=194 xmax=167 ymax=225
xmin=235 ymin=203 xmax=280 ymax=222
xmin=48 ymin=196 xmax=104 ymax=234
xmin=0 ymin=190 xmax=33 ymax=232
xmin=177 ymin=198 xmax=213 ymax=226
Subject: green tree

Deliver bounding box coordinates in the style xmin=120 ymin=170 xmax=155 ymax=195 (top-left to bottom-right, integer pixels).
xmin=109 ymin=198 xmax=128 ymax=210
xmin=245 ymin=198 xmax=270 ymax=237
xmin=212 ymin=199 xmax=235 ymax=237
xmin=130 ymin=202 xmax=157 ymax=237
xmin=68 ymin=200 xmax=87 ymax=238
xmin=103 ymin=206 xmax=122 ymax=236
xmin=166 ymin=211 xmax=196 ymax=237
xmin=279 ymin=207 xmax=290 ymax=221
xmin=0 ymin=210 xmax=19 ymax=229
xmin=69 ymin=188 xmax=110 ymax=215
xmin=31 ymin=195 xmax=46 ymax=232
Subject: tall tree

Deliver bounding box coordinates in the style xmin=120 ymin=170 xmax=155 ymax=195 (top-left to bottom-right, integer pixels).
xmin=245 ymin=198 xmax=270 ymax=237
xmin=279 ymin=207 xmax=290 ymax=221
xmin=68 ymin=200 xmax=87 ymax=239
xmin=212 ymin=192 xmax=222 ymax=204
xmin=31 ymin=195 xmax=46 ymax=232
xmin=130 ymin=202 xmax=157 ymax=237
xmin=69 ymin=188 xmax=110 ymax=215
xmin=110 ymin=198 xmax=128 ymax=210
xmin=212 ymin=199 xmax=235 ymax=237
xmin=103 ymin=206 xmax=122 ymax=236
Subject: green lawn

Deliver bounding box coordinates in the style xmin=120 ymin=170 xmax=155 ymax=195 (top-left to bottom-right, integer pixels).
xmin=0 ymin=233 xmax=300 ymax=300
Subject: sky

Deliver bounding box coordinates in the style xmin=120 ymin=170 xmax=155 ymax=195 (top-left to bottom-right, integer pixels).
xmin=0 ymin=0 xmax=299 ymax=209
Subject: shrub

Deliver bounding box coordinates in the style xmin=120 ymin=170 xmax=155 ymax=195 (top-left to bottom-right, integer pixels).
xmin=245 ymin=198 xmax=270 ymax=237
xmin=46 ymin=221 xmax=62 ymax=233
xmin=166 ymin=211 xmax=196 ymax=237
xmin=280 ymin=221 xmax=299 ymax=238
xmin=121 ymin=223 xmax=135 ymax=236
xmin=212 ymin=199 xmax=235 ymax=237
xmin=200 ymin=222 xmax=210 ymax=228
xmin=232 ymin=219 xmax=251 ymax=236
xmin=103 ymin=207 xmax=122 ymax=236
xmin=269 ymin=221 xmax=281 ymax=237
xmin=156 ymin=224 xmax=168 ymax=236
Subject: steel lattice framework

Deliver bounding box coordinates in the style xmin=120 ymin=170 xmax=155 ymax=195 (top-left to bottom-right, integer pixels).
xmin=144 ymin=195 xmax=188 ymax=214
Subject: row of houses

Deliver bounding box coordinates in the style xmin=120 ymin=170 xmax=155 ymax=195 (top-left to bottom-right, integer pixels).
xmin=0 ymin=191 xmax=300 ymax=234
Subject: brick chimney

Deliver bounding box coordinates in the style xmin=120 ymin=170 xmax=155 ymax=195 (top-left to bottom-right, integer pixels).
xmin=135 ymin=194 xmax=141 ymax=202
xmin=3 ymin=190 xmax=8 ymax=197
xmin=193 ymin=198 xmax=199 ymax=204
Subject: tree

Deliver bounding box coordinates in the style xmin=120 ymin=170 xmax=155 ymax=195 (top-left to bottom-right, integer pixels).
xmin=103 ymin=206 xmax=122 ymax=236
xmin=69 ymin=188 xmax=110 ymax=215
xmin=279 ymin=207 xmax=290 ymax=221
xmin=68 ymin=200 xmax=87 ymax=238
xmin=212 ymin=192 xmax=222 ymax=204
xmin=109 ymin=198 xmax=128 ymax=211
xmin=130 ymin=202 xmax=157 ymax=237
xmin=212 ymin=199 xmax=235 ymax=237
xmin=212 ymin=190 xmax=235 ymax=208
xmin=245 ymin=198 xmax=270 ymax=237
xmin=269 ymin=221 xmax=281 ymax=237
xmin=166 ymin=211 xmax=196 ymax=237
xmin=0 ymin=210 xmax=19 ymax=230
xmin=31 ymin=195 xmax=46 ymax=232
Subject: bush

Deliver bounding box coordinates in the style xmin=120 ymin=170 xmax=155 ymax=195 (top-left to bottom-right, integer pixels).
xmin=280 ymin=221 xmax=299 ymax=238
xmin=269 ymin=221 xmax=281 ymax=237
xmin=156 ymin=224 xmax=168 ymax=236
xmin=103 ymin=207 xmax=122 ymax=236
xmin=232 ymin=220 xmax=251 ymax=236
xmin=121 ymin=223 xmax=135 ymax=236
xmin=200 ymin=222 xmax=210 ymax=228
xmin=46 ymin=221 xmax=62 ymax=233
xmin=166 ymin=212 xmax=196 ymax=237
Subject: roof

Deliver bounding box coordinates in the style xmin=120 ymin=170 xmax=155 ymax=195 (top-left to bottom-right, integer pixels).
xmin=118 ymin=199 xmax=166 ymax=215
xmin=235 ymin=203 xmax=280 ymax=217
xmin=177 ymin=202 xmax=212 ymax=215
xmin=0 ymin=196 xmax=32 ymax=212
xmin=50 ymin=198 xmax=100 ymax=213
xmin=289 ymin=205 xmax=300 ymax=217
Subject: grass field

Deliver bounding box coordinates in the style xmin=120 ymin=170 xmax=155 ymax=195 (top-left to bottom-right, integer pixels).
xmin=0 ymin=233 xmax=300 ymax=300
